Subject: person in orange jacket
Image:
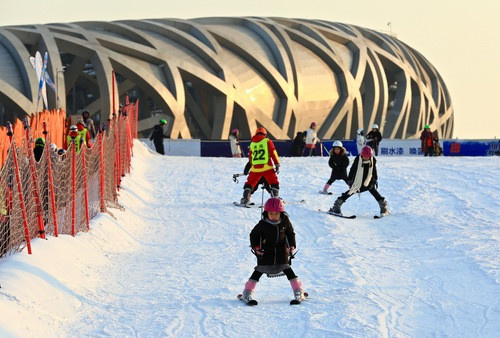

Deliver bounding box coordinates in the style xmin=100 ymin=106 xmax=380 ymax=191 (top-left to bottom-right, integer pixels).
xmin=240 ymin=127 xmax=280 ymax=205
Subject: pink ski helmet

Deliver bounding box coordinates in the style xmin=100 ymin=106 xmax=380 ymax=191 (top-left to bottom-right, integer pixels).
xmin=264 ymin=197 xmax=285 ymax=212
xmin=360 ymin=145 xmax=373 ymax=158
xmin=310 ymin=122 xmax=317 ymax=128
xmin=231 ymin=128 xmax=239 ymax=134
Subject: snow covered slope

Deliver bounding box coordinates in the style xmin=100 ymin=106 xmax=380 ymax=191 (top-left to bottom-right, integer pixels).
xmin=0 ymin=141 xmax=498 ymax=337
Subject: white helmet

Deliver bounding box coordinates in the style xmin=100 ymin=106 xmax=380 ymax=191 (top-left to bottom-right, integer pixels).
xmin=372 ymin=124 xmax=379 ymax=129
xmin=50 ymin=143 xmax=57 ymax=151
xmin=69 ymin=125 xmax=77 ymax=131
xmin=332 ymin=140 xmax=343 ymax=148
xmin=357 ymin=128 xmax=364 ymax=134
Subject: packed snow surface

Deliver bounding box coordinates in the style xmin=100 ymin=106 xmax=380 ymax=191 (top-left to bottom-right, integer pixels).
xmin=0 ymin=141 xmax=498 ymax=337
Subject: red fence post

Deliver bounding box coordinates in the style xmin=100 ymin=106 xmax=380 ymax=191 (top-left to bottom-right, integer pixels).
xmin=114 ymin=118 xmax=120 ymax=190
xmin=98 ymin=130 xmax=105 ymax=212
xmin=43 ymin=122 xmax=59 ymax=237
xmin=81 ymin=146 xmax=90 ymax=230
xmin=22 ymin=117 xmax=46 ymax=239
xmin=6 ymin=122 xmax=32 ymax=254
xmin=71 ymin=141 xmax=76 ymax=237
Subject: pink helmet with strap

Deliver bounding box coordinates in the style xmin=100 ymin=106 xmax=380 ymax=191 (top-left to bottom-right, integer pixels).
xmin=360 ymin=145 xmax=373 ymax=158
xmin=231 ymin=128 xmax=239 ymax=134
xmin=264 ymin=197 xmax=285 ymax=212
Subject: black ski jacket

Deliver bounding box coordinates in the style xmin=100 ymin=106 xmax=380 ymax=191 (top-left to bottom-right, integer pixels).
xmin=366 ymin=130 xmax=382 ymax=146
xmin=250 ymin=214 xmax=296 ymax=266
xmin=150 ymin=124 xmax=168 ymax=143
xmin=328 ymin=147 xmax=349 ymax=179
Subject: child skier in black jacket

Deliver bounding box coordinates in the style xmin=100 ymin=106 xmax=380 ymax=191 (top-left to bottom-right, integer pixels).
xmin=321 ymin=140 xmax=350 ymax=194
xmin=240 ymin=197 xmax=306 ymax=305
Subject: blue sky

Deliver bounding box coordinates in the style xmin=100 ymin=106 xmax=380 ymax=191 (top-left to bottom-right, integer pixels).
xmin=1 ymin=0 xmax=498 ymax=139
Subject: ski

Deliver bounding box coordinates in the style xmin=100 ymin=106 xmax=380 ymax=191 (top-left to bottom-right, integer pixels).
xmin=237 ymin=294 xmax=258 ymax=306
xmin=283 ymin=199 xmax=306 ymax=205
xmin=319 ymin=209 xmax=356 ymax=219
xmin=319 ymin=191 xmax=333 ymax=195
xmin=233 ymin=202 xmax=260 ymax=208
xmin=329 ymin=213 xmax=356 ymax=219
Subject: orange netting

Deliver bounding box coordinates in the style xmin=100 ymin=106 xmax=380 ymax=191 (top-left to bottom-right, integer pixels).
xmin=0 ymin=101 xmax=137 ymax=258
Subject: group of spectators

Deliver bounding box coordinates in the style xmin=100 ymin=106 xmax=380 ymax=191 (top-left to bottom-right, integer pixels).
xmin=33 ymin=110 xmax=97 ymax=162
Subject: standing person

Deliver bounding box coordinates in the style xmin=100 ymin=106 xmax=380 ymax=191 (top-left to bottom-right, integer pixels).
xmin=366 ymin=124 xmax=382 ymax=156
xmin=290 ymin=131 xmax=305 ymax=157
xmin=356 ymin=128 xmax=366 ymax=155
xmin=329 ymin=146 xmax=388 ymax=217
xmin=304 ymin=122 xmax=319 ymax=156
xmin=239 ymin=197 xmax=307 ymax=305
xmin=321 ymin=141 xmax=349 ymax=194
xmin=229 ymin=128 xmax=243 ymax=157
xmin=81 ymin=111 xmax=96 ymax=139
xmin=65 ymin=125 xmax=82 ymax=152
xmin=149 ymin=119 xmax=168 ymax=155
xmin=76 ymin=121 xmax=92 ymax=149
xmin=420 ymin=125 xmax=435 ymax=156
xmin=240 ymin=127 xmax=280 ymax=205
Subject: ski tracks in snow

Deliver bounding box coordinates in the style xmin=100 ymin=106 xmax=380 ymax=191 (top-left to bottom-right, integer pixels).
xmin=27 ymin=148 xmax=499 ymax=337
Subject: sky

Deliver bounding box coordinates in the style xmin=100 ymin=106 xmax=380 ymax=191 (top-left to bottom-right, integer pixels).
xmin=0 ymin=0 xmax=498 ymax=139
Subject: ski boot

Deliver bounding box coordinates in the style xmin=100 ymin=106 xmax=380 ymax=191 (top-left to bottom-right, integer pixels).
xmin=320 ymin=184 xmax=330 ymax=194
xmin=238 ymin=279 xmax=258 ymax=305
xmin=378 ymin=198 xmax=388 ymax=216
xmin=240 ymin=188 xmax=252 ymax=205
xmin=328 ymin=197 xmax=344 ymax=215
xmin=290 ymin=278 xmax=306 ymax=305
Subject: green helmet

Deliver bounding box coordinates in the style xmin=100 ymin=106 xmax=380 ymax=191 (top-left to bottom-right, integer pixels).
xmin=424 ymin=124 xmax=430 ymax=129
xmin=35 ymin=137 xmax=45 ymax=146
xmin=160 ymin=119 xmax=167 ymax=125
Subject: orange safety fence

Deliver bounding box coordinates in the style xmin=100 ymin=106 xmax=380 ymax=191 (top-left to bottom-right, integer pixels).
xmin=0 ymin=100 xmax=138 ymax=258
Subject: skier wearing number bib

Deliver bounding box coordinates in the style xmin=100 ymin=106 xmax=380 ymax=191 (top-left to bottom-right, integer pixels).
xmin=240 ymin=127 xmax=280 ymax=205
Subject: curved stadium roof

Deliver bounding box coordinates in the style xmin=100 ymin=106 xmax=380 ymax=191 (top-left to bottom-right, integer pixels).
xmin=0 ymin=17 xmax=453 ymax=139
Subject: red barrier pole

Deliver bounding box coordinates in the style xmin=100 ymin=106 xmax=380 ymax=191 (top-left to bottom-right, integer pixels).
xmin=23 ymin=117 xmax=46 ymax=239
xmin=43 ymin=122 xmax=59 ymax=237
xmin=117 ymin=113 xmax=122 ymax=185
xmin=114 ymin=118 xmax=120 ymax=190
xmin=71 ymin=141 xmax=76 ymax=237
xmin=98 ymin=129 xmax=105 ymax=212
xmin=81 ymin=146 xmax=90 ymax=230
xmin=6 ymin=122 xmax=32 ymax=254
xmin=112 ymin=71 xmax=116 ymax=116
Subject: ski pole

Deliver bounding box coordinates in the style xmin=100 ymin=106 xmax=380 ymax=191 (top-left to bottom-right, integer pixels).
xmin=323 ymin=145 xmax=329 ymax=156
xmin=260 ymin=185 xmax=265 ymax=218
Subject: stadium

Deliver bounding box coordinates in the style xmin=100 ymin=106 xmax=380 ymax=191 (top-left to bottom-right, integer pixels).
xmin=0 ymin=17 xmax=453 ymax=140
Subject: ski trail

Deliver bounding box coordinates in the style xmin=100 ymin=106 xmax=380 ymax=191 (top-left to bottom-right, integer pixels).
xmin=4 ymin=145 xmax=497 ymax=337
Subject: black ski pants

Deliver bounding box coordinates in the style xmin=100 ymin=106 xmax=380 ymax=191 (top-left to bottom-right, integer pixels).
xmin=250 ymin=268 xmax=297 ymax=281
xmin=340 ymin=185 xmax=384 ymax=202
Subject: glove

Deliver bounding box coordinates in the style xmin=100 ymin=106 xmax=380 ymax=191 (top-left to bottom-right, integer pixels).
xmin=253 ymin=246 xmax=264 ymax=256
xmin=275 ymin=164 xmax=280 ymax=175
xmin=347 ymin=180 xmax=353 ymax=187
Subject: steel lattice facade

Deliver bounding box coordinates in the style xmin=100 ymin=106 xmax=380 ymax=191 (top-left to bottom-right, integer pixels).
xmin=0 ymin=17 xmax=453 ymax=140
